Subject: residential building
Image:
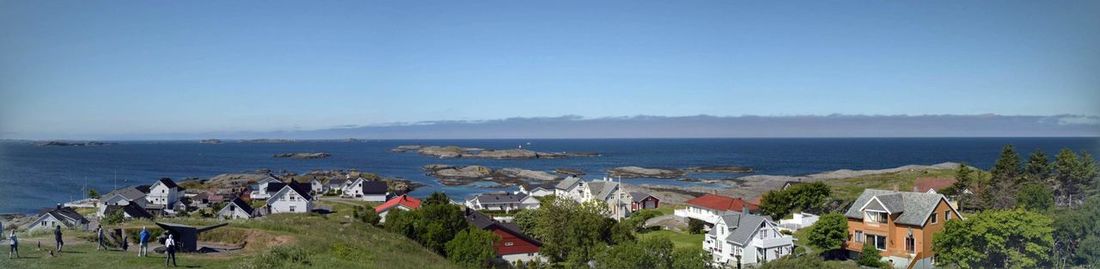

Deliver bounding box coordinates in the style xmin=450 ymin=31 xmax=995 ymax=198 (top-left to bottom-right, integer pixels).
xmin=465 ymin=192 xmax=540 ymax=212
xmin=375 ymin=194 xmax=422 ymax=223
xmin=266 ymin=182 xmax=314 ymax=214
xmin=146 ymin=178 xmax=181 ymax=208
xmin=464 ymin=208 xmax=543 ymax=264
xmin=704 ymin=209 xmax=794 ymax=267
xmin=912 ymin=177 xmax=962 ymax=194
xmin=310 ymin=179 xmax=325 ymax=194
xmin=249 ymin=176 xmax=282 ymax=199
xmin=778 ymin=212 xmax=819 ymax=231
xmin=629 ymin=192 xmax=660 ymax=212
xmin=343 ymin=178 xmax=389 ymax=202
xmin=326 ymin=178 xmax=349 ymax=194
xmin=844 ymin=189 xmax=963 ymax=269
xmin=102 ymin=203 xmax=154 ymax=220
xmin=675 ymin=194 xmax=760 ymax=225
xmin=218 ymin=197 xmax=255 ymax=220
xmin=552 ymin=176 xmax=585 ymax=201
xmin=27 ymin=205 xmax=90 ymax=231
xmin=517 ymin=184 xmax=555 ymax=197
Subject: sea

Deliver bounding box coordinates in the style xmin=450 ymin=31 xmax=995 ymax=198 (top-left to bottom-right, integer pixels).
xmin=1 ymin=137 xmax=1097 ymax=214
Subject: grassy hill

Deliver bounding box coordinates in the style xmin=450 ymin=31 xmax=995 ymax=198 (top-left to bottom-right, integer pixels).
xmin=0 ymin=200 xmax=459 ymax=269
xmin=820 ymin=168 xmax=961 ymax=202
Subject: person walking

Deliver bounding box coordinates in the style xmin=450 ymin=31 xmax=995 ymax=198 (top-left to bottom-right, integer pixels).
xmin=164 ymin=234 xmax=177 ymax=267
xmin=121 ymin=231 xmax=129 ymax=252
xmin=138 ymin=226 xmax=150 ymax=257
xmin=96 ymin=225 xmax=107 ymax=250
xmin=54 ymin=225 xmax=64 ymax=255
xmin=8 ymin=230 xmax=18 ymax=259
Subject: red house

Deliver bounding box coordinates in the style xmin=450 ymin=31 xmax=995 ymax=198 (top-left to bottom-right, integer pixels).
xmin=464 ymin=208 xmax=543 ymax=264
xmin=629 ymin=192 xmax=660 ymax=212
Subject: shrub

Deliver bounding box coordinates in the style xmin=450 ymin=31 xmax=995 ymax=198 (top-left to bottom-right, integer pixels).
xmin=688 ymin=218 xmax=705 ymax=234
xmin=242 ymin=246 xmax=311 ymax=269
xmin=857 ymin=243 xmax=883 ymax=268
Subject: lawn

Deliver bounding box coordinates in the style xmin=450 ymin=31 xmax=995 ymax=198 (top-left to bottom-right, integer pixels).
xmin=822 ymin=168 xmax=960 ymax=202
xmin=636 ymin=229 xmax=703 ymax=250
xmin=0 ymin=201 xmax=458 ymax=269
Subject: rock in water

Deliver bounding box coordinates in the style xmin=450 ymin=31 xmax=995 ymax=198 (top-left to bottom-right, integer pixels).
xmin=608 ymin=166 xmax=685 ymax=179
xmin=273 ymin=152 xmax=331 ymax=159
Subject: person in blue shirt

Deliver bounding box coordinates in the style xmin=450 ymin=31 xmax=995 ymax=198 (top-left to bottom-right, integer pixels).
xmin=139 ymin=226 xmax=150 ymax=257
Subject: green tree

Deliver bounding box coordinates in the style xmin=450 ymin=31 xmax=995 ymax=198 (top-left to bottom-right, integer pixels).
xmin=595 ymin=237 xmax=674 ymax=269
xmin=758 ymin=255 xmax=851 ymax=269
xmin=1024 ymin=149 xmax=1053 ymax=184
xmin=687 ymin=218 xmax=705 ymax=234
xmin=933 ymin=209 xmax=1053 ymax=268
xmin=987 ymin=145 xmax=1022 ymax=209
xmin=1015 ymin=183 xmax=1053 ymax=211
xmin=951 ymin=163 xmax=975 ymax=194
xmin=102 ymin=208 xmax=124 ymax=225
xmin=806 ymin=213 xmax=848 ymax=252
xmin=1052 ymin=195 xmax=1100 ymax=268
xmin=670 ymin=248 xmax=712 ymax=269
xmin=759 ymin=182 xmax=832 ymax=219
xmin=425 ymin=192 xmax=452 ymax=206
xmin=415 ymin=203 xmax=468 ymax=255
xmin=1054 ymin=148 xmax=1081 ymax=206
xmin=359 ymin=207 xmax=381 ymax=226
xmin=445 ymin=228 xmax=499 ymax=269
xmin=384 ymin=209 xmax=419 ymax=239
xmin=525 ymin=198 xmax=613 ymax=266
xmin=857 ymin=243 xmax=883 ymax=268
xmin=87 ymin=188 xmax=100 ymax=199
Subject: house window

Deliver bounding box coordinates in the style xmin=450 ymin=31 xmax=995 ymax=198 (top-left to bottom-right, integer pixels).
xmin=931 ymin=212 xmax=938 ymax=224
xmin=855 ymin=230 xmax=864 ymax=243
xmin=865 ymin=234 xmax=887 ymax=251
xmin=867 ymin=211 xmax=888 ymax=223
xmin=290 ymin=206 xmax=296 ymax=212
xmin=945 ymin=211 xmax=952 ymax=221
xmin=905 ymin=236 xmax=915 ymax=253
xmin=504 ymin=241 xmax=514 ymax=247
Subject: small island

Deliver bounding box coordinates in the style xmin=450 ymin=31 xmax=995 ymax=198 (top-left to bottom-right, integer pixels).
xmin=273 ymin=152 xmax=331 ymax=159
xmin=423 ymin=164 xmax=561 ymax=186
xmin=199 ymin=139 xmax=222 ymax=144
xmin=34 ymin=140 xmax=114 ymax=147
xmin=392 ymin=145 xmax=599 ymax=159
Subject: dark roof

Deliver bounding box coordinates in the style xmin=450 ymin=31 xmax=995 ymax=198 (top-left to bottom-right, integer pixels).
xmin=226 ymin=197 xmax=255 ymax=215
xmin=157 ymin=178 xmax=180 ymax=189
xmin=468 ymin=192 xmax=529 ymax=204
xmin=715 ymin=211 xmax=769 ymax=246
xmin=464 ymin=208 xmax=541 ymax=246
xmin=361 ymin=181 xmax=388 ymax=194
xmin=104 ymin=186 xmax=148 ymax=201
xmin=268 ymin=181 xmax=313 ymax=200
xmin=105 ymin=203 xmax=154 ymax=219
xmin=40 ymin=207 xmax=89 ymax=227
xmin=630 ymin=192 xmax=657 ymax=203
xmin=327 ymin=178 xmax=348 ymax=186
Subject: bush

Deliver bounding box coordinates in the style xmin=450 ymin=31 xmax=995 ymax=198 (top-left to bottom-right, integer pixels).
xmin=857 ymin=243 xmax=884 ymax=268
xmin=242 ymin=246 xmax=311 ymax=269
xmin=688 ymin=218 xmax=705 ymax=234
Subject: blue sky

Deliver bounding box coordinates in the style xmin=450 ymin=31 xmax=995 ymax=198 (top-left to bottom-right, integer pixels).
xmin=1 ymin=1 xmax=1098 ymax=139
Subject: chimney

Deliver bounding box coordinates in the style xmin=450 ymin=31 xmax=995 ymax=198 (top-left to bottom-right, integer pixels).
xmin=56 ymin=203 xmax=62 ymax=210
xmin=742 ymin=206 xmax=749 ymax=215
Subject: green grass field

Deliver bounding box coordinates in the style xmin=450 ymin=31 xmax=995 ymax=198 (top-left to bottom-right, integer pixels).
xmin=0 ymin=201 xmax=458 ymax=269
xmin=822 ymin=168 xmax=960 ymax=202
xmin=636 ymin=229 xmax=703 ymax=250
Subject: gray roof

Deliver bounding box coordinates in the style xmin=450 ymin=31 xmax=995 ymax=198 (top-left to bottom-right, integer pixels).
xmin=469 ymin=192 xmax=529 ymax=204
xmin=844 ymin=189 xmax=952 ymax=226
xmin=587 ymin=181 xmax=621 ymax=201
xmin=39 ymin=207 xmax=89 ymax=228
xmin=555 ymin=176 xmax=581 ymax=190
xmin=716 ymin=211 xmax=768 ymax=246
xmin=104 ymin=186 xmax=148 ymax=201
xmin=630 ymin=192 xmax=655 ymax=203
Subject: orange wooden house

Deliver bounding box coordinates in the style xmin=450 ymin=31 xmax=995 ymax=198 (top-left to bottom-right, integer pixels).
xmin=844 ymin=189 xmax=962 ymax=269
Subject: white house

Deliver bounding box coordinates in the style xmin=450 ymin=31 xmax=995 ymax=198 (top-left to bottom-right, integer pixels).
xmin=249 ymin=176 xmax=282 ymax=200
xmin=778 ymin=212 xmax=820 ymax=231
xmin=98 ymin=185 xmax=149 ymax=217
xmin=266 ymin=182 xmax=314 ymax=214
xmin=310 ymin=179 xmax=325 ymax=194
xmin=342 ymin=178 xmax=389 ymax=202
xmin=674 ymin=194 xmax=759 ymax=226
xmin=326 ymin=178 xmax=348 ymax=194
xmin=517 ymin=185 xmax=555 ymax=197
xmin=146 ymin=178 xmax=181 ymax=208
xmin=27 ymin=206 xmax=90 ymax=231
xmin=580 ymin=178 xmax=632 ymax=219
xmin=705 ymin=210 xmax=794 ymax=267
xmin=552 ymin=176 xmax=585 ymax=201
xmin=218 ymin=198 xmax=255 ymax=220
xmin=465 ymin=192 xmax=540 ymax=212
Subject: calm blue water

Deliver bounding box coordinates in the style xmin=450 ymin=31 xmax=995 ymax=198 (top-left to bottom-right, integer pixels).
xmin=1 ymin=138 xmax=1097 ymax=214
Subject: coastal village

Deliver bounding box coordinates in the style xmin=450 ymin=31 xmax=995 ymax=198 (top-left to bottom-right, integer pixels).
xmin=0 ymin=144 xmax=1097 ymax=269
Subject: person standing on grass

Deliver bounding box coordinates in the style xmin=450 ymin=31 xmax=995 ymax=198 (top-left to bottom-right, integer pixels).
xmin=96 ymin=225 xmax=108 ymax=250
xmin=139 ymin=226 xmax=150 ymax=257
xmin=164 ymin=234 xmax=178 ymax=267
xmin=121 ymin=230 xmax=129 ymax=252
xmin=54 ymin=225 xmax=64 ymax=254
xmin=8 ymin=230 xmax=18 ymax=259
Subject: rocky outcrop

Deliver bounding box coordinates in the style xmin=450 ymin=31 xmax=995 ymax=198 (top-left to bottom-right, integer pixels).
xmin=392 ymin=145 xmax=598 ymax=159
xmin=273 ymin=152 xmax=331 ymax=159
xmin=554 ymin=168 xmax=586 ymax=177
xmin=34 ymin=141 xmax=114 ymax=147
xmin=608 ymin=166 xmax=685 ymax=179
xmin=498 ymin=168 xmax=561 ymax=181
xmin=424 ymin=165 xmax=493 ymax=179
xmin=684 ymin=166 xmax=753 ymax=173
xmin=199 ymin=139 xmax=222 ymax=144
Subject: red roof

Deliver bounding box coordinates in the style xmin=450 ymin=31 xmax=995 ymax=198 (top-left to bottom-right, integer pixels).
xmin=685 ymin=194 xmax=759 ymax=212
xmin=374 ymin=195 xmax=422 ymax=213
xmin=913 ymin=177 xmax=957 ymax=193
